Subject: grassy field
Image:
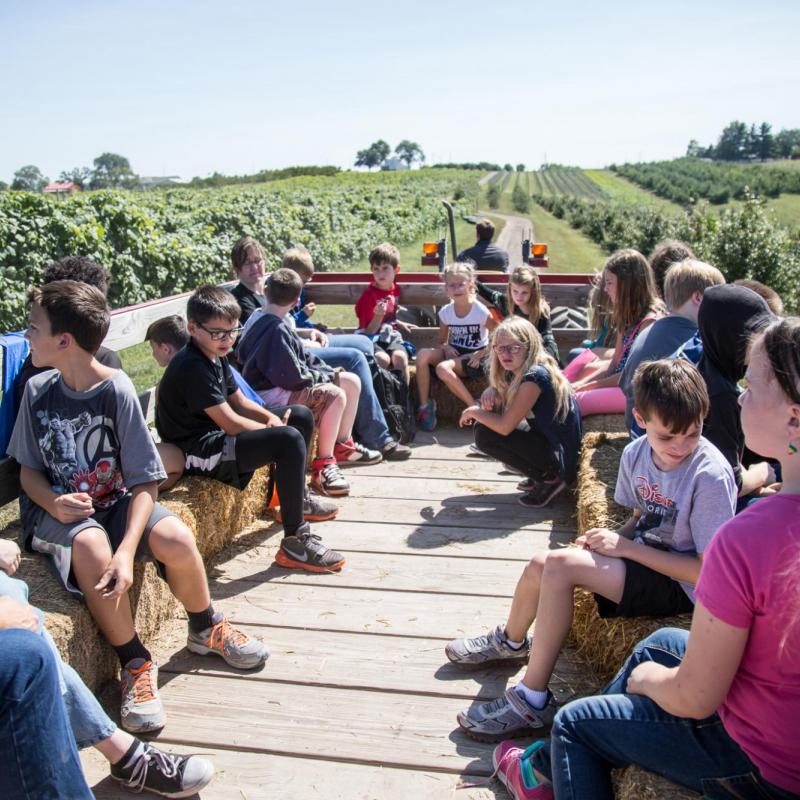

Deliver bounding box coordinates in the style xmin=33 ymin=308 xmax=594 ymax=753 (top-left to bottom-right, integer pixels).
xmin=583 ymin=170 xmax=684 ymax=211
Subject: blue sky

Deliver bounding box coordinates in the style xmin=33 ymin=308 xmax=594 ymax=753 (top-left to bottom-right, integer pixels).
xmin=1 ymin=0 xmax=798 ymax=182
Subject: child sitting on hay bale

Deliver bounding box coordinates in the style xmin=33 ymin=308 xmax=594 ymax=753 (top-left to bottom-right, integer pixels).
xmin=415 ymin=261 xmax=497 ymax=431
xmin=564 ymin=249 xmax=661 ymax=417
xmin=494 ymin=316 xmax=800 ymax=800
xmin=448 ymin=358 xmax=736 ymax=743
xmin=8 ymin=281 xmax=268 ymax=736
xmin=156 ymin=285 xmax=343 ymax=572
xmin=458 ymin=317 xmax=581 ymax=509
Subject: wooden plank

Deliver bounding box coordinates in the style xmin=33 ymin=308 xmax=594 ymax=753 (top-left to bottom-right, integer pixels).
xmin=104 ymin=293 xmax=192 ymax=351
xmin=163 ymin=625 xmax=527 ymax=700
xmin=343 ymin=474 xmax=528 ymax=504
xmin=345 ymin=456 xmax=519 ymax=481
xmin=82 ymin=745 xmax=509 ymax=799
xmin=214 ymin=549 xmax=522 ymax=597
xmin=331 ymin=495 xmax=576 ymax=531
xmin=209 ymin=583 xmax=513 ymax=639
xmin=126 ymin=672 xmax=496 ymax=775
xmin=232 ymin=519 xmax=570 ymax=560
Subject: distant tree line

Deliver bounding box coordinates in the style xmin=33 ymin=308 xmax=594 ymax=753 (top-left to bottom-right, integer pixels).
xmin=429 ymin=161 xmax=502 ymax=171
xmin=186 ymin=165 xmax=340 ymax=188
xmin=354 ymin=140 xmax=425 ymax=169
xmin=6 ymin=152 xmax=140 ymax=192
xmin=687 ymin=121 xmax=800 ymax=162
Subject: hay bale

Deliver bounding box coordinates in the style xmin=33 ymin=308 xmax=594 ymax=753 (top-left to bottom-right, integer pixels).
xmin=576 ymin=432 xmax=629 ymax=535
xmin=1 ymin=465 xmax=271 ymax=692
xmin=582 ymin=413 xmax=627 ymax=434
xmin=614 ymin=766 xmax=699 ymax=799
xmin=408 ymin=364 xmax=486 ymax=426
xmin=568 ymin=587 xmax=691 ymax=682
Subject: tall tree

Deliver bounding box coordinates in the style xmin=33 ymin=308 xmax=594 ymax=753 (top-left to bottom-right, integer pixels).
xmin=775 ymin=129 xmax=800 ymax=158
xmin=90 ymin=152 xmax=138 ymax=189
xmin=394 ymin=140 xmax=425 ymax=167
xmin=59 ymin=167 xmax=91 ymax=189
xmin=515 ymin=163 xmax=525 ymax=172
xmin=354 ymin=140 xmax=391 ymax=170
xmin=11 ymin=165 xmax=48 ymax=192
xmin=757 ymin=122 xmax=776 ymax=161
xmin=715 ymin=121 xmax=748 ymax=161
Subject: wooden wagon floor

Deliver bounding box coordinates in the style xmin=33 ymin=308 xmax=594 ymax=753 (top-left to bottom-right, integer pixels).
xmin=82 ymin=428 xmax=588 ymax=800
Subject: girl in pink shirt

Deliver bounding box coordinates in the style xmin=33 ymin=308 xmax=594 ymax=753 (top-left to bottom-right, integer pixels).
xmin=493 ymin=316 xmax=800 ymax=800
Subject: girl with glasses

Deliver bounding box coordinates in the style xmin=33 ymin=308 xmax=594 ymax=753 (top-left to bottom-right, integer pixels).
xmin=459 ymin=317 xmax=582 ymax=509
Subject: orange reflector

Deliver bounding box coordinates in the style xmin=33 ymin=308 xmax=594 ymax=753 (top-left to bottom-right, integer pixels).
xmin=422 ymin=242 xmax=439 ymax=255
xmin=532 ymin=243 xmax=548 ymax=256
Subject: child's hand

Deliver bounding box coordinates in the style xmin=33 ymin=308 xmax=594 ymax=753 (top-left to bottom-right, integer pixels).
xmin=467 ymin=349 xmax=486 ymax=369
xmin=0 ymin=597 xmax=39 ymax=632
xmin=311 ymin=329 xmax=329 ymax=347
xmin=95 ymin=551 xmax=134 ymax=599
xmin=0 ymin=539 xmax=21 ymax=575
xmin=52 ymin=493 xmax=94 ymax=524
xmin=266 ymin=409 xmax=290 ymax=428
xmin=459 ymin=405 xmax=480 ymax=427
xmin=580 ymin=529 xmax=628 ymax=558
xmin=442 ymin=344 xmax=459 ymax=360
xmin=626 ymin=660 xmax=666 ymax=697
xmin=302 ymin=302 xmax=316 ymax=318
xmin=396 ymin=321 xmax=417 ymax=335
xmin=480 ymin=387 xmax=498 ymax=411
xmin=374 ymin=298 xmax=390 ymax=318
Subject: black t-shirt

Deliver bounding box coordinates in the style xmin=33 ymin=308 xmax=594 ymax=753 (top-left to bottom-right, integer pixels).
xmin=13 ymin=347 xmax=123 ymax=415
xmin=521 ymin=365 xmax=583 ymax=483
xmin=155 ymin=339 xmax=237 ymax=457
xmin=229 ymin=283 xmax=266 ymax=325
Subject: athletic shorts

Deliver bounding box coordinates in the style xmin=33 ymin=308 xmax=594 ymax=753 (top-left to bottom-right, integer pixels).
xmin=594 ymin=557 xmax=694 ymax=619
xmin=287 ymin=383 xmax=341 ymax=427
xmin=453 ymin=346 xmax=488 ymax=381
xmin=183 ymin=431 xmax=245 ymax=488
xmin=25 ymin=493 xmax=174 ymax=598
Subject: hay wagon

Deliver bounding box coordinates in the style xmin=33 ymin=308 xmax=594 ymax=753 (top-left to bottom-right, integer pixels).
xmin=0 ymin=273 xmax=693 ymax=799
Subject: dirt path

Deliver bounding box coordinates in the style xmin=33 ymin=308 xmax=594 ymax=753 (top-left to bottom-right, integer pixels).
xmin=478 ymin=209 xmax=533 ymax=266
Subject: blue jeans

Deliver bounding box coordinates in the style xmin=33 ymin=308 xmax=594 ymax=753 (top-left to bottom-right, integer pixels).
xmin=0 ymin=629 xmax=93 ymax=799
xmin=317 ymin=337 xmax=393 ymax=449
xmin=0 ymin=572 xmax=116 ymax=750
xmin=532 ymin=628 xmax=798 ymax=800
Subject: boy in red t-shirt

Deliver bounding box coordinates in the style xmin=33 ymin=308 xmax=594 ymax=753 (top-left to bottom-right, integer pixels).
xmin=354 ymin=243 xmax=412 ymax=383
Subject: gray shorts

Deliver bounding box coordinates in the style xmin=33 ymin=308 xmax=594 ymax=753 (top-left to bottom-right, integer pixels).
xmin=27 ymin=493 xmax=174 ymax=598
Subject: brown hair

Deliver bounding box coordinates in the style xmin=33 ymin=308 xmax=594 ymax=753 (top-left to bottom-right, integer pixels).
xmin=266 ymin=268 xmax=303 ymax=307
xmin=605 ymin=249 xmax=659 ymax=332
xmin=648 ymin=239 xmax=696 ymax=298
xmin=282 ymin=247 xmax=314 ymax=279
xmin=43 ymin=256 xmax=112 ymax=297
xmin=733 ymin=279 xmax=784 ymax=316
xmin=28 ymin=280 xmax=110 ymax=355
xmin=507 ymin=266 xmax=550 ymax=326
xmin=368 ymin=242 xmax=400 ymax=268
xmin=145 ymin=315 xmax=189 ymax=350
xmin=488 ymin=317 xmax=572 ymax=422
xmin=587 ymin=272 xmax=614 ymax=341
xmin=664 ymin=259 xmax=725 ymax=311
xmin=187 ymin=285 xmax=241 ymax=325
xmin=476 ymin=218 xmax=495 ymax=241
xmin=758 ymin=317 xmax=800 ymax=405
xmin=632 ymin=358 xmax=709 ymax=433
xmin=230 ymin=236 xmax=266 ymax=274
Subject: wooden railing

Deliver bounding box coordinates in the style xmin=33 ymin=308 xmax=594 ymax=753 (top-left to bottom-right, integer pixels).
xmin=1 ymin=272 xmax=594 ymax=506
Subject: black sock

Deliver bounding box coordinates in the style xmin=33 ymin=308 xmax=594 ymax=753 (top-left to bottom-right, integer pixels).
xmin=187 ymin=605 xmax=216 ymax=634
xmin=114 ymin=634 xmax=151 ymax=668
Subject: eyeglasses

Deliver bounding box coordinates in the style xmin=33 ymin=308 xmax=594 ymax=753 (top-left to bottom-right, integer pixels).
xmin=197 ymin=323 xmax=243 ymax=341
xmin=492 ymin=343 xmax=524 ymax=355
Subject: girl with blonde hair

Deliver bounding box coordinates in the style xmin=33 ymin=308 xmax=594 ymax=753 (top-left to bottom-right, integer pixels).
xmin=459 ymin=317 xmax=582 ymax=508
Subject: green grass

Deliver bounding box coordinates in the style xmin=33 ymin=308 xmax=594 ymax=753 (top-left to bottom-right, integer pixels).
xmin=698 ymin=192 xmax=800 ymax=231
xmin=583 ymin=170 xmax=683 ymax=212
xmin=761 ymin=159 xmax=800 ymax=174
xmin=120 ymin=341 xmax=164 ymax=395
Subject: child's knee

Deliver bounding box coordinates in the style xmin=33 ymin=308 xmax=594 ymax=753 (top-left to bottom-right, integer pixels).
xmin=435 ymin=360 xmax=455 ymax=379
xmin=72 ymin=527 xmax=112 ymax=563
xmin=149 ymin=518 xmax=198 ymax=563
xmin=339 ymin=371 xmax=361 ymax=394
xmin=542 ymin=548 xmax=583 ymax=582
xmin=374 ymin=350 xmax=390 ymax=367
xmin=521 ymin=551 xmax=547 ymax=584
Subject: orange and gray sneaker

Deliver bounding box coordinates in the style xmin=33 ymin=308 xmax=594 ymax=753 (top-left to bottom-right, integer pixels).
xmin=119 ymin=658 xmax=165 ymax=734
xmin=273 ymin=488 xmax=338 ymax=523
xmin=187 ymin=614 xmax=268 ymax=669
xmin=275 ymin=522 xmax=345 ymax=573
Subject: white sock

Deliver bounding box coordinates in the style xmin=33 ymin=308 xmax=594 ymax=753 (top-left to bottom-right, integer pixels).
xmin=516 ymin=682 xmax=549 ymax=709
xmin=504 ymin=632 xmax=525 ymax=650
xmin=121 ymin=740 xmax=146 ymax=770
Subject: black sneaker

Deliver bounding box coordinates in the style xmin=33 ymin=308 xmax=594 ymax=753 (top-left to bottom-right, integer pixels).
xmin=518 ymin=479 xmax=567 ymax=508
xmin=110 ymin=741 xmax=214 ymax=798
xmin=381 ymin=440 xmax=412 ymax=461
xmin=275 ymin=522 xmax=345 ymax=573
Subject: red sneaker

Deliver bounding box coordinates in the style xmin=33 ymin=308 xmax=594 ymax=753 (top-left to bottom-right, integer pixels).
xmin=492 ymin=740 xmax=553 ymax=800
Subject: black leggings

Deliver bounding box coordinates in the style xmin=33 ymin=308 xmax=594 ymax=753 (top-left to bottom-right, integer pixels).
xmin=235 ymin=405 xmax=314 ymax=535
xmin=474 ymin=423 xmax=559 ymax=481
